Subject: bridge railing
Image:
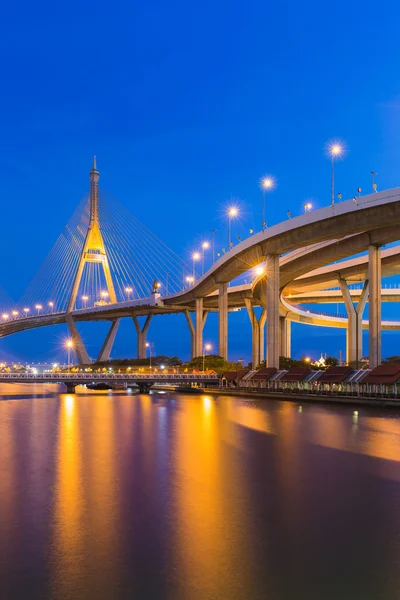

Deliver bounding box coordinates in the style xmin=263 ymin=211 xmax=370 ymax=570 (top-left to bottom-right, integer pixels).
xmin=0 ymin=373 xmax=219 ymax=380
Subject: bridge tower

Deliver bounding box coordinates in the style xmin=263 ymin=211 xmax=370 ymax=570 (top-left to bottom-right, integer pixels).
xmin=66 ymin=158 xmax=119 ymax=364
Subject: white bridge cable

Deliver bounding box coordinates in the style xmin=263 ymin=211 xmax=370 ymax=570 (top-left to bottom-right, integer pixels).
xmin=18 ymin=196 xmax=89 ymax=313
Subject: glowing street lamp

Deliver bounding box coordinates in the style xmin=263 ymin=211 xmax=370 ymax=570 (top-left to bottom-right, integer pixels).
xmin=23 ymin=308 xmax=29 ymax=317
xmin=100 ymin=291 xmax=109 ymax=302
xmin=202 ymin=241 xmax=210 ymax=274
xmin=260 ymin=176 xmax=275 ymax=231
xmin=227 ymin=207 xmax=238 ymax=251
xmin=125 ymin=286 xmax=133 ymax=300
xmin=65 ymin=339 xmax=74 ymax=373
xmin=145 ymin=341 xmax=152 ymax=369
xmin=48 ymin=301 xmax=54 ymax=312
xmin=82 ymin=295 xmax=89 ymax=308
xmin=192 ymin=252 xmax=200 ymax=278
xmin=328 ymin=142 xmax=344 ymax=207
xmin=35 ymin=304 xmax=43 ymax=315
xmin=304 ymin=202 xmax=312 ymax=213
xmin=254 ymin=265 xmax=265 ymax=277
xmin=2 ymin=313 xmax=9 ymax=321
xmin=186 ymin=275 xmax=194 ymax=286
xmin=203 ymin=343 xmax=212 ymax=372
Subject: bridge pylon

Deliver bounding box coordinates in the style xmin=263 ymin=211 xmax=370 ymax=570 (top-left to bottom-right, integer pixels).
xmin=67 ymin=157 xmax=117 ymax=312
xmin=66 ymin=158 xmax=119 ymax=364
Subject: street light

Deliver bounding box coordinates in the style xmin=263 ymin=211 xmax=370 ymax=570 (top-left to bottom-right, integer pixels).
xmin=227 ymin=207 xmax=238 ymax=250
xmin=328 ymin=142 xmax=344 ymax=207
xmin=125 ymin=286 xmax=133 ymax=300
xmin=66 ymin=339 xmax=74 ymax=373
xmin=260 ymin=176 xmax=275 ymax=230
xmin=203 ymin=343 xmax=212 ymax=372
xmin=145 ymin=341 xmax=152 ymax=369
xmin=35 ymin=304 xmax=43 ymax=315
xmin=371 ymin=171 xmax=378 ymax=192
xmin=254 ymin=265 xmax=265 ymax=277
xmin=23 ymin=308 xmax=29 ymax=317
xmin=192 ymin=252 xmax=200 ymax=278
xmin=202 ymin=242 xmax=209 ymax=274
xmin=304 ymin=202 xmax=312 ymax=213
xmin=48 ymin=301 xmax=54 ymax=312
xmin=82 ymin=295 xmax=89 ymax=308
xmin=2 ymin=313 xmax=9 ymax=321
xmin=186 ymin=275 xmax=194 ymax=286
xmin=100 ymin=290 xmax=109 ymax=300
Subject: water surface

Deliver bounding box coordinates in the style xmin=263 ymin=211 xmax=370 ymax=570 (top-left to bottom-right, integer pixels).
xmin=1 ymin=383 xmax=400 ymax=599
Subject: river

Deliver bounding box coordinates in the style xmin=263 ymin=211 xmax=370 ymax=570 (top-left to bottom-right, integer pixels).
xmin=0 ymin=383 xmax=400 ymax=599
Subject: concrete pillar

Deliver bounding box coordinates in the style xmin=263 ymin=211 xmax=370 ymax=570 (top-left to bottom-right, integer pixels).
xmin=65 ymin=314 xmax=91 ymax=365
xmin=218 ymin=282 xmax=228 ymax=360
xmin=279 ymin=317 xmax=291 ymax=358
xmin=369 ymin=245 xmax=381 ymax=368
xmin=97 ymin=319 xmax=120 ymax=362
xmin=195 ymin=298 xmax=203 ymax=357
xmin=184 ymin=310 xmax=196 ymax=359
xmin=339 ymin=279 xmax=369 ymax=365
xmin=245 ymin=299 xmax=266 ymax=367
xmin=132 ymin=314 xmax=152 ymax=359
xmin=259 ymin=310 xmax=267 ymax=364
xmin=266 ymin=255 xmax=280 ymax=368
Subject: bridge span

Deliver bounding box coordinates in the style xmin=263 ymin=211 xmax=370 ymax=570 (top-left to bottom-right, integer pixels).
xmin=2 ymin=160 xmax=400 ymax=369
xmin=0 ymin=372 xmax=219 ymax=394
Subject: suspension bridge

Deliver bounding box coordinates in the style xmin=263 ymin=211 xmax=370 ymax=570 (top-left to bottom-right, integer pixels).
xmin=1 ymin=158 xmax=400 ymax=368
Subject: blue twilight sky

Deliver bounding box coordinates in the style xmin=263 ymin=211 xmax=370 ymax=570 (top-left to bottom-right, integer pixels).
xmin=1 ymin=0 xmax=400 ymax=363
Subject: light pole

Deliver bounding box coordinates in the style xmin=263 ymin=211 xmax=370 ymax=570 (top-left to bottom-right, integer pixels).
xmin=192 ymin=252 xmax=200 ymax=278
xmin=186 ymin=275 xmax=194 ymax=287
xmin=101 ymin=290 xmax=109 ymax=302
xmin=23 ymin=308 xmax=29 ymax=318
xmin=202 ymin=242 xmax=209 ymax=274
xmin=66 ymin=339 xmax=74 ymax=373
xmin=12 ymin=310 xmax=18 ymax=319
xmin=260 ymin=177 xmax=274 ymax=230
xmin=329 ymin=143 xmax=343 ymax=207
xmin=82 ymin=295 xmax=89 ymax=308
xmin=227 ymin=207 xmax=238 ymax=250
xmin=35 ymin=304 xmax=43 ymax=316
xmin=203 ymin=343 xmax=212 ymax=372
xmin=125 ymin=287 xmax=133 ymax=300
xmin=371 ymin=171 xmax=378 ymax=192
xmin=48 ymin=301 xmax=54 ymax=312
xmin=211 ymin=229 xmax=218 ymax=264
xmin=304 ymin=202 xmax=312 ymax=213
xmin=146 ymin=341 xmax=152 ymax=369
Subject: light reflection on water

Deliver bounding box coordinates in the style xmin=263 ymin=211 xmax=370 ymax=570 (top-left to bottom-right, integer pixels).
xmin=0 ymin=384 xmax=400 ymax=599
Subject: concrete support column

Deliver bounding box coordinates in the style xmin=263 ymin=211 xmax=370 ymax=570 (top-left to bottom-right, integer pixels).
xmin=259 ymin=310 xmax=267 ymax=364
xmin=339 ymin=279 xmax=369 ymax=365
xmin=97 ymin=319 xmax=120 ymax=362
xmin=184 ymin=310 xmax=196 ymax=359
xmin=65 ymin=314 xmax=90 ymax=365
xmin=132 ymin=314 xmax=152 ymax=359
xmin=266 ymin=254 xmax=280 ymax=368
xmin=279 ymin=317 xmax=291 ymax=358
xmin=245 ymin=299 xmax=266 ymax=367
xmin=218 ymin=282 xmax=228 ymax=360
xmin=369 ymin=245 xmax=382 ymax=368
xmin=195 ymin=298 xmax=204 ymax=357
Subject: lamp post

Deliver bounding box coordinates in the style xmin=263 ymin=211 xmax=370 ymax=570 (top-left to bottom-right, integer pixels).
xmin=186 ymin=275 xmax=194 ymax=287
xmin=211 ymin=229 xmax=218 ymax=264
xmin=146 ymin=341 xmax=152 ymax=369
xmin=66 ymin=339 xmax=74 ymax=373
xmin=48 ymin=301 xmax=54 ymax=312
xmin=329 ymin=143 xmax=343 ymax=207
xmin=35 ymin=304 xmax=43 ymax=316
xmin=192 ymin=252 xmax=200 ymax=278
xmin=203 ymin=343 xmax=212 ymax=372
xmin=260 ymin=177 xmax=274 ymax=230
xmin=227 ymin=207 xmax=238 ymax=250
xmin=23 ymin=308 xmax=29 ymax=318
xmin=371 ymin=171 xmax=378 ymax=192
xmin=202 ymin=242 xmax=209 ymax=274
xmin=125 ymin=287 xmax=133 ymax=300
xmin=82 ymin=295 xmax=89 ymax=308
xmin=304 ymin=202 xmax=312 ymax=213
xmin=101 ymin=291 xmax=109 ymax=302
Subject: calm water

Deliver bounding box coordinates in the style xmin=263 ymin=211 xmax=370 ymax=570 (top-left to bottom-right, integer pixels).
xmin=1 ymin=384 xmax=400 ymax=599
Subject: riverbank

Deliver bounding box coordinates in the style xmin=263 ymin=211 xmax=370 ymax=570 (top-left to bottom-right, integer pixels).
xmin=155 ymin=385 xmax=400 ymax=409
